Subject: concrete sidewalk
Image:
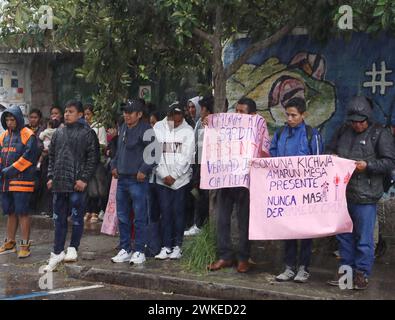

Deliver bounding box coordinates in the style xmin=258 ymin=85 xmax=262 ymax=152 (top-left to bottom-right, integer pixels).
xmin=2 ymin=216 xmax=395 ymax=300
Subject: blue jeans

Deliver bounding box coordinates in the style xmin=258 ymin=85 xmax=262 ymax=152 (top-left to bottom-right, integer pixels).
xmin=2 ymin=192 xmax=32 ymax=216
xmin=53 ymin=192 xmax=86 ymax=255
xmin=337 ymin=202 xmax=377 ymax=277
xmin=284 ymin=239 xmax=312 ymax=270
xmin=116 ymin=176 xmax=148 ymax=253
xmin=156 ymin=184 xmax=187 ymax=248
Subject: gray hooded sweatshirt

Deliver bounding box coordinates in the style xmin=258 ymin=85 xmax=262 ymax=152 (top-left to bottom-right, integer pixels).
xmin=188 ymin=96 xmax=202 ymax=123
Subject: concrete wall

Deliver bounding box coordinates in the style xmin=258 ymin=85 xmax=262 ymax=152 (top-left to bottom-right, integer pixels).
xmin=30 ymin=54 xmax=55 ymax=116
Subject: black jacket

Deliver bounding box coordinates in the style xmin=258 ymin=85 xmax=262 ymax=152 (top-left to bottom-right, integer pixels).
xmin=327 ymin=97 xmax=395 ymax=203
xmin=48 ymin=118 xmax=100 ymax=192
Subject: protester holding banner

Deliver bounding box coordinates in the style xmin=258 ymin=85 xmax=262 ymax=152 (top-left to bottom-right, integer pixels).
xmin=326 ymin=96 xmax=395 ymax=290
xmin=208 ymin=97 xmax=270 ymax=273
xmin=153 ymin=103 xmax=195 ymax=260
xmin=110 ymin=99 xmax=155 ymax=264
xmin=270 ymin=97 xmax=324 ymax=283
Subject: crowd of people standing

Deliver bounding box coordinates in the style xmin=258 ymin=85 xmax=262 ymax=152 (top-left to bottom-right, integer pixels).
xmin=0 ymin=93 xmax=394 ymax=291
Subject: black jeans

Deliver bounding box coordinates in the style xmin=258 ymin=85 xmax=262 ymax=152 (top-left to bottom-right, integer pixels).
xmin=284 ymin=239 xmax=313 ymax=270
xmin=184 ymin=183 xmax=195 ymax=229
xmin=148 ymin=183 xmax=160 ymax=223
xmin=86 ymin=196 xmax=101 ymax=214
xmin=194 ymin=189 xmax=209 ymax=228
xmin=216 ymin=187 xmax=250 ymax=262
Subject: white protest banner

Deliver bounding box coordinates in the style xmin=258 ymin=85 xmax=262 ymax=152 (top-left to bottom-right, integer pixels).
xmin=249 ymin=155 xmax=355 ymax=240
xmin=200 ymin=113 xmax=270 ymax=189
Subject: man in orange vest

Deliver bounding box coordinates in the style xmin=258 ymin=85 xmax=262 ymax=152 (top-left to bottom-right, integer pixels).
xmin=0 ymin=106 xmax=38 ymax=258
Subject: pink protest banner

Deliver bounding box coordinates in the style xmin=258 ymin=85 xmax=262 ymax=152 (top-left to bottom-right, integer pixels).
xmin=101 ymin=177 xmax=118 ymax=236
xmin=200 ymin=113 xmax=270 ymax=190
xmin=249 ymin=155 xmax=355 ymax=240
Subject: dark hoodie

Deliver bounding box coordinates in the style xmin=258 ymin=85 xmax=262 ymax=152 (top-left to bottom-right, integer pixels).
xmin=346 ymin=96 xmax=373 ymax=121
xmin=0 ymin=106 xmax=38 ymax=192
xmin=327 ymin=96 xmax=395 ymax=203
xmin=111 ymin=120 xmax=155 ymax=177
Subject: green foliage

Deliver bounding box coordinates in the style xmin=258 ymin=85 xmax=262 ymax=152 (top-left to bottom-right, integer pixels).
xmin=335 ymin=0 xmax=395 ymax=34
xmin=2 ymin=0 xmax=395 ymax=120
xmin=181 ymin=222 xmax=217 ymax=274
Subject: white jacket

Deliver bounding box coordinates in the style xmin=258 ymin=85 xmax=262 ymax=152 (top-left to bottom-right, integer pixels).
xmin=153 ymin=117 xmax=195 ymax=190
xmin=91 ymin=122 xmax=107 ymax=147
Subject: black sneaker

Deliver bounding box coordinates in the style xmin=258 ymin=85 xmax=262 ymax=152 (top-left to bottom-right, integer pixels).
xmin=354 ymin=271 xmax=368 ymax=290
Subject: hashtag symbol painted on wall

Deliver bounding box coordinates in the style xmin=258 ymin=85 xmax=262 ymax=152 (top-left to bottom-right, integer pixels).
xmin=363 ymin=61 xmax=394 ymax=95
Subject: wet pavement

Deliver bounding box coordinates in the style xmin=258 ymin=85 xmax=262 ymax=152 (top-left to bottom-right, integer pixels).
xmin=1 ymin=216 xmax=395 ymax=300
xmin=0 ymin=226 xmax=203 ymax=300
xmin=0 ymin=264 xmax=203 ymax=300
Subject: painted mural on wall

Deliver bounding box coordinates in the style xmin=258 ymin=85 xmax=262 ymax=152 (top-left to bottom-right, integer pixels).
xmin=224 ymin=32 xmax=395 ymax=142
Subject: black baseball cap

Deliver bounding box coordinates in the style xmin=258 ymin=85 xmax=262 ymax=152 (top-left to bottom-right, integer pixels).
xmin=347 ymin=113 xmax=368 ymax=122
xmin=121 ymin=99 xmax=144 ymax=113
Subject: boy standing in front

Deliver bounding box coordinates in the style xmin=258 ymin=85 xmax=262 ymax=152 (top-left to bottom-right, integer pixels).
xmin=44 ymin=100 xmax=99 ymax=272
xmin=270 ymin=97 xmax=324 ymax=283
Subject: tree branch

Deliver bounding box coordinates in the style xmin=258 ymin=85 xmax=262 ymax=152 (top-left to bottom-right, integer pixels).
xmin=225 ymin=23 xmax=296 ymax=79
xmin=192 ymin=27 xmax=215 ymax=46
xmin=214 ymin=4 xmax=223 ymax=41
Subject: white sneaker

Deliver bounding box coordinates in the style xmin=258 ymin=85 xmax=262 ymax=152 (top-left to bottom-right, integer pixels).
xmin=333 ymin=250 xmax=341 ymax=259
xmin=169 ymin=246 xmax=182 ymax=260
xmin=184 ymin=225 xmax=201 ymax=236
xmin=44 ymin=252 xmax=65 ymax=272
xmin=184 ymin=226 xmax=194 ymax=236
xmin=275 ymin=266 xmax=295 ymax=282
xmin=98 ymin=210 xmax=105 ymax=221
xmin=129 ymin=251 xmax=146 ymax=265
xmin=294 ymin=266 xmax=310 ymax=283
xmin=111 ymin=249 xmax=132 ymax=263
xmin=64 ymin=247 xmax=78 ymax=263
xmin=155 ymin=247 xmax=172 ymax=260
